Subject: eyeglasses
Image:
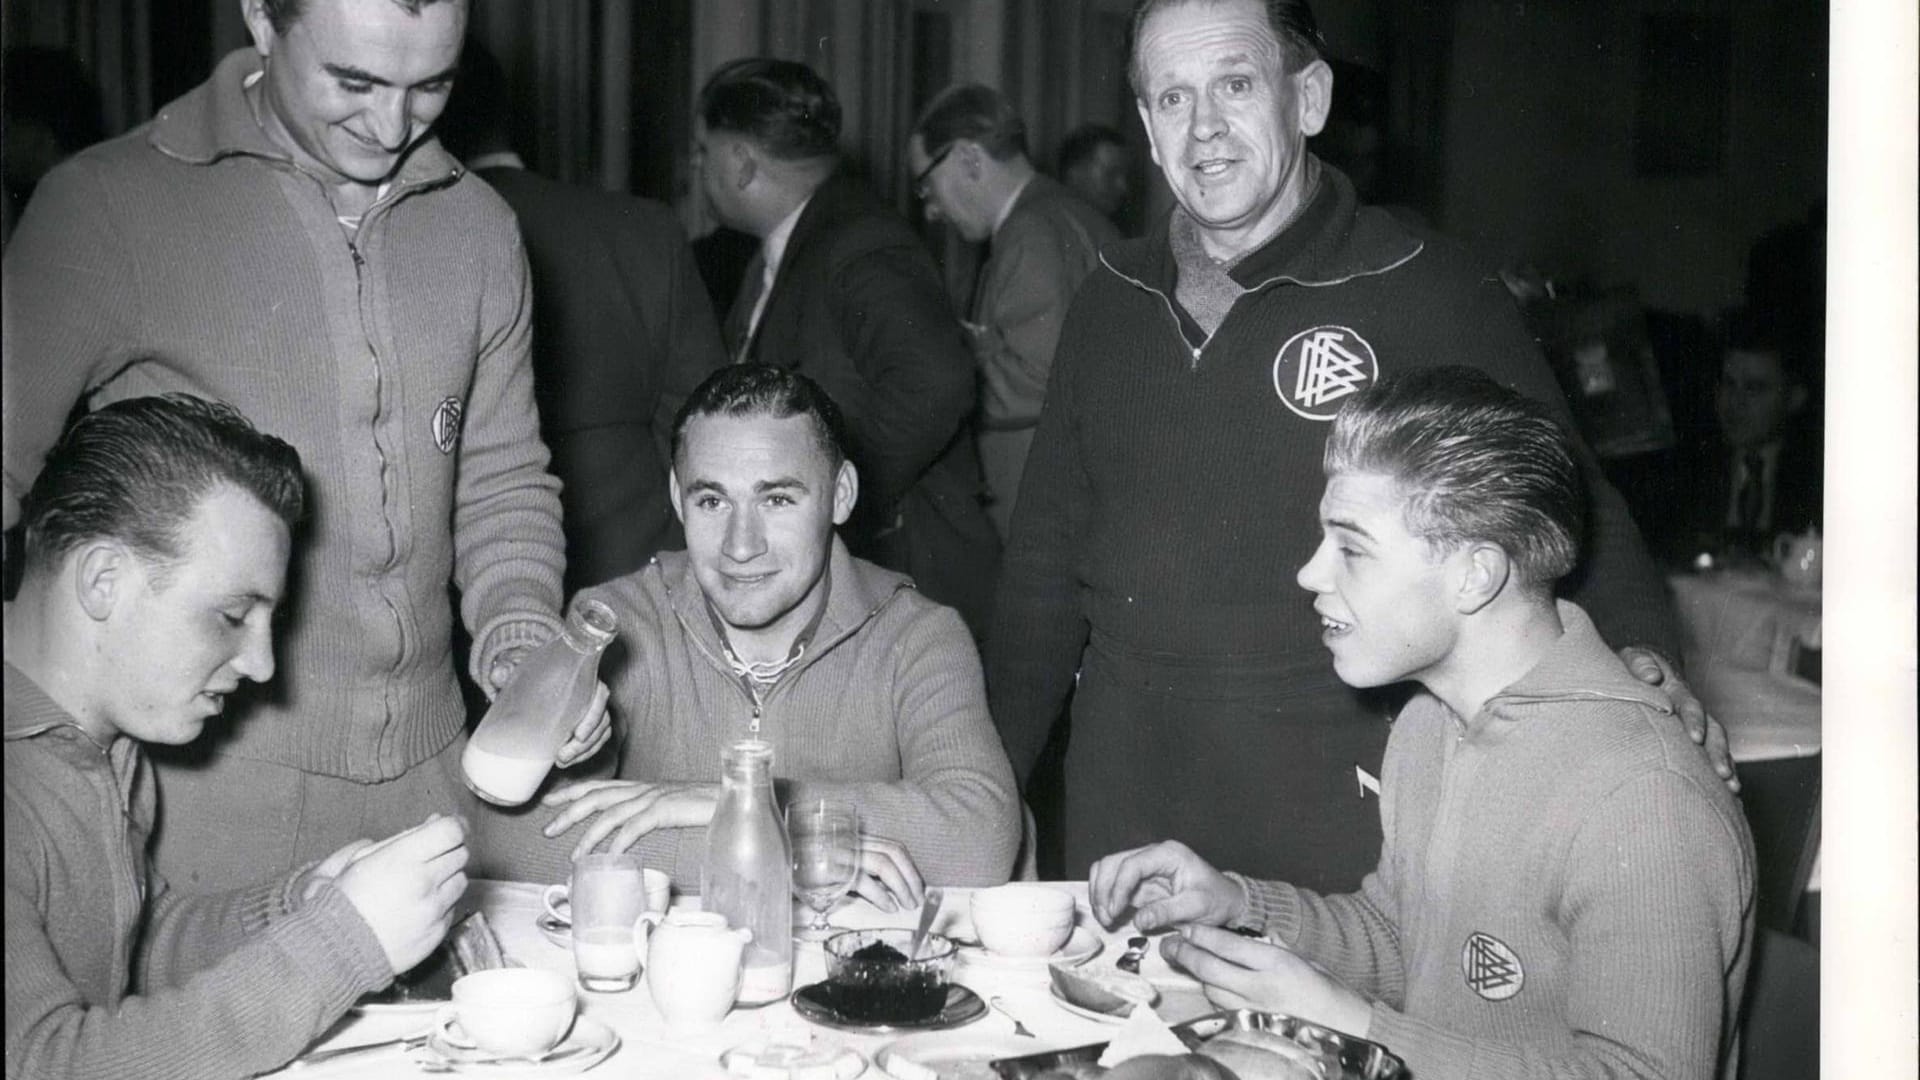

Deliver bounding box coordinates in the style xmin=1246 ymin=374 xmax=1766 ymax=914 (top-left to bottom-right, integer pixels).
xmin=912 ymin=143 xmax=955 ymax=200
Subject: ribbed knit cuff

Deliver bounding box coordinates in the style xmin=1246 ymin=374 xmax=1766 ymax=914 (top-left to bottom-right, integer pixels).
xmin=469 ymin=611 xmax=565 ymax=695
xmin=1226 ymin=871 xmax=1302 ymax=943
xmin=276 ymin=885 xmax=397 ymax=1004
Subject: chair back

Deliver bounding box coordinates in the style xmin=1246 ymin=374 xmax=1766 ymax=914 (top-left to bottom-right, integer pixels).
xmin=1736 ymin=927 xmax=1820 ymax=1080
xmin=1735 ymin=753 xmax=1822 ymax=936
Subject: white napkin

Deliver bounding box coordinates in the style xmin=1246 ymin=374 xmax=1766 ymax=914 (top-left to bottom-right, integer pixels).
xmin=1096 ymin=1003 xmax=1188 ymax=1067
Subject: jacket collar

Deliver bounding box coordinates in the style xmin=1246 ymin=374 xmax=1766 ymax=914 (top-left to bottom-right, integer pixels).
xmin=1474 ymin=600 xmax=1674 ymax=729
xmin=657 ymin=535 xmax=913 ymax=676
xmin=147 ymin=48 xmax=463 ymax=194
xmin=1100 ymin=158 xmax=1422 ymax=297
xmin=4 ymin=660 xmax=75 ymax=741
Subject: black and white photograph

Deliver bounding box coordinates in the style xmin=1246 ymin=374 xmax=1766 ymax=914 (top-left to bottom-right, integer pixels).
xmin=3 ymin=1 xmax=1912 ymax=1077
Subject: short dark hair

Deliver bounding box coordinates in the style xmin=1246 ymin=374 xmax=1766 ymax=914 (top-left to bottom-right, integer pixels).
xmin=671 ymin=365 xmax=849 ymax=473
xmin=21 ymin=393 xmax=307 ymax=579
xmin=260 ymin=0 xmax=459 ymax=36
xmin=1324 ymin=367 xmax=1583 ymax=589
xmin=699 ymin=58 xmax=842 ymax=162
xmin=1057 ymin=123 xmax=1127 ymax=175
xmin=913 ymin=84 xmax=1029 ymax=162
xmin=1129 ymin=0 xmax=1325 ymax=97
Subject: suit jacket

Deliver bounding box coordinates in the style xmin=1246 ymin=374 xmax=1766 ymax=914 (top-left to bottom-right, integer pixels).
xmin=481 ymin=166 xmax=728 ymax=591
xmin=1652 ymin=424 xmax=1823 ymax=561
xmin=726 ymin=171 xmax=1000 ymax=635
xmin=971 ymin=175 xmax=1121 ymax=430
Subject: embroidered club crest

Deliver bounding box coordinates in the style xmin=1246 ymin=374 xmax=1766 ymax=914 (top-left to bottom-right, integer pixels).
xmin=1461 ymin=931 xmax=1524 ymax=1001
xmin=431 ymin=396 xmax=464 ymax=454
xmin=1271 ymin=325 xmax=1379 ymax=420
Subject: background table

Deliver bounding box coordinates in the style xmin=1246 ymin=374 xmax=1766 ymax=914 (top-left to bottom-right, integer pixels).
xmin=273 ymin=882 xmax=1213 ymax=1078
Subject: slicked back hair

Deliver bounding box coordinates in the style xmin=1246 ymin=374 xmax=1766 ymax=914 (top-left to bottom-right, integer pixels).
xmin=671 ymin=364 xmax=849 ymax=474
xmin=699 ymin=58 xmax=842 ymax=162
xmin=913 ymin=84 xmax=1030 ymax=162
xmin=1324 ymin=367 xmax=1584 ymax=591
xmin=260 ymin=0 xmax=459 ymax=36
xmin=1128 ymin=0 xmax=1326 ymax=97
xmin=21 ymin=393 xmax=307 ymax=580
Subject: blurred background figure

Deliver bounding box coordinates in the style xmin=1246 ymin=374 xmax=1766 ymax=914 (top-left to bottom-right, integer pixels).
xmin=911 ymin=85 xmax=1119 ymax=540
xmin=1651 ymin=308 xmax=1821 ymax=564
xmin=437 ymin=40 xmax=728 ymax=594
xmin=1054 ymin=122 xmax=1134 ymax=232
xmin=700 ymin=58 xmax=1000 ymax=639
xmin=1 ymin=46 xmax=105 ymax=246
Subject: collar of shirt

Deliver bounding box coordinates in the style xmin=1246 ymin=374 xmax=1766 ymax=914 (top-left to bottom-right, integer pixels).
xmin=989 ymin=175 xmax=1034 ymax=240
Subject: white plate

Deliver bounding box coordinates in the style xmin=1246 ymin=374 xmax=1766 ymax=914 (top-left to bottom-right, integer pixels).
xmin=420 ymin=1015 xmax=620 ymax=1075
xmin=874 ymin=1031 xmax=1038 ymax=1080
xmin=1046 ymin=984 xmax=1144 ymax=1025
xmin=720 ymin=1038 xmax=868 ymax=1079
xmin=955 ymin=925 xmax=1102 ymax=973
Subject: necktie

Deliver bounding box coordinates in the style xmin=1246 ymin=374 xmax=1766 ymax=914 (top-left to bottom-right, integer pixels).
xmin=1735 ymin=452 xmax=1766 ymax=534
xmin=726 ymin=248 xmax=768 ymax=363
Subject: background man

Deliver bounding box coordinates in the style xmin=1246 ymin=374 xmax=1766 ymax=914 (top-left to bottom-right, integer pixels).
xmin=5 ymin=395 xmax=468 ymax=1080
xmin=910 ymin=84 xmax=1121 ymax=538
xmin=435 ymin=40 xmax=729 ymax=592
xmin=1091 ymin=369 xmax=1752 ymax=1080
xmin=1056 ymin=122 xmax=1137 ymax=230
xmin=496 ymin=366 xmax=1022 ymax=903
xmin=699 ymin=58 xmax=1001 ymax=639
xmin=1650 ymin=309 xmax=1821 ymax=563
xmin=988 ymin=0 xmax=1722 ymax=887
xmin=1 ymin=0 xmax=600 ymax=892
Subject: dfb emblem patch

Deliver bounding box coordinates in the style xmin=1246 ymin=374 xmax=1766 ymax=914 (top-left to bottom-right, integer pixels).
xmin=431 ymin=396 xmax=464 ymax=454
xmin=1461 ymin=931 xmax=1524 ymax=1001
xmin=1271 ymin=325 xmax=1378 ymax=420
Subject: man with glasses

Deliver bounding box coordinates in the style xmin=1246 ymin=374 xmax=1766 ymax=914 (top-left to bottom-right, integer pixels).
xmin=696 ymin=58 xmax=999 ymax=637
xmin=909 ymin=85 xmax=1120 ymax=539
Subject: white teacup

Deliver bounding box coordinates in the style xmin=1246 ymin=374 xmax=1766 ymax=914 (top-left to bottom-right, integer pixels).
xmin=636 ymin=911 xmax=751 ymax=1030
xmin=971 ymin=884 xmax=1077 ymax=956
xmin=433 ymin=968 xmax=576 ymax=1059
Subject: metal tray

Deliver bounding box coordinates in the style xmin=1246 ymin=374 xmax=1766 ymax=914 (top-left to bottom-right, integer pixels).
xmin=987 ymin=1009 xmax=1406 ymax=1080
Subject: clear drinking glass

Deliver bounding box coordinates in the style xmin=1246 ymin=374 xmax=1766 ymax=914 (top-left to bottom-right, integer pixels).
xmin=787 ymin=799 xmax=860 ymax=941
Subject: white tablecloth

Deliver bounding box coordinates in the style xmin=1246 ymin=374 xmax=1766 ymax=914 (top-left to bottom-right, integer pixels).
xmin=272 ymin=882 xmax=1213 ymax=1078
xmin=1667 ymin=569 xmax=1821 ymax=763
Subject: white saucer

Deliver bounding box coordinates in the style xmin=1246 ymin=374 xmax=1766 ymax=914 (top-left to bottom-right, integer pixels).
xmin=955 ymin=925 xmax=1103 ymax=973
xmin=535 ymin=910 xmax=571 ymax=949
xmin=421 ymin=1015 xmax=619 ymax=1074
xmin=874 ymin=1031 xmax=1038 ymax=1079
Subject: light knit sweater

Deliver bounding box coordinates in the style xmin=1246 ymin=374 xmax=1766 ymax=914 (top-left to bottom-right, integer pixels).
xmin=4 ymin=662 xmax=393 ymax=1080
xmin=0 ymin=49 xmax=565 ymax=781
xmin=1232 ymin=603 xmax=1755 ymax=1080
xmin=483 ymin=538 xmax=1022 ymax=888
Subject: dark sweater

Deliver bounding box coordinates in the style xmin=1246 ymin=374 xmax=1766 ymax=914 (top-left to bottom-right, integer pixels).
xmin=986 ymin=163 xmax=1679 ymax=884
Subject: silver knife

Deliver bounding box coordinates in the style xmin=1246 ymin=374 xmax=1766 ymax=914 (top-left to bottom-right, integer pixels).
xmin=287 ymin=1032 xmax=429 ymax=1070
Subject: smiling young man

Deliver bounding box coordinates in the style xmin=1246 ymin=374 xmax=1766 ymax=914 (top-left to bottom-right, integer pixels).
xmin=1089 ymin=369 xmax=1754 ymax=1080
xmin=986 ymin=0 xmax=1717 ymax=888
xmin=486 ymin=365 xmax=1021 ymax=903
xmin=5 ymin=395 xmax=470 ymax=1080
xmin=3 ymin=0 xmax=591 ymax=894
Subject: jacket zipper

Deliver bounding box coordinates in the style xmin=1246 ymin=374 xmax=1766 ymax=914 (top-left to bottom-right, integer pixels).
xmin=1101 ymin=256 xmax=1207 ymax=371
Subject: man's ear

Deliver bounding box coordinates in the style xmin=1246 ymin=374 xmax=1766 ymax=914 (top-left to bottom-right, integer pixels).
xmin=831 ymin=460 xmax=858 ymax=526
xmin=959 ymin=140 xmax=984 ymax=181
xmin=72 ymin=541 xmax=132 ymax=622
xmin=1455 ymin=541 xmax=1510 ymax=615
xmin=1295 ymin=58 xmax=1334 ymax=138
xmin=241 ymin=0 xmax=276 ymax=57
xmin=667 ymin=467 xmax=686 ymax=525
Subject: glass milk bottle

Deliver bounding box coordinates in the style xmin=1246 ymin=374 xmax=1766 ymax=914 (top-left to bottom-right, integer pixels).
xmin=461 ymin=597 xmax=618 ymax=806
xmin=702 ymin=739 xmax=794 ymax=1004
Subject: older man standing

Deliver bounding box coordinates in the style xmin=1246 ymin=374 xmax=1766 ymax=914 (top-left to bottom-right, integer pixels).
xmin=910 ymin=85 xmax=1121 ymax=538
xmin=2 ymin=0 xmax=599 ymax=892
xmin=988 ymin=0 xmax=1720 ymax=887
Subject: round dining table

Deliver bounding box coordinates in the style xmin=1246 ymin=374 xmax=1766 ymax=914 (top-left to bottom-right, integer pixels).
xmin=272 ymin=881 xmax=1217 ymax=1078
